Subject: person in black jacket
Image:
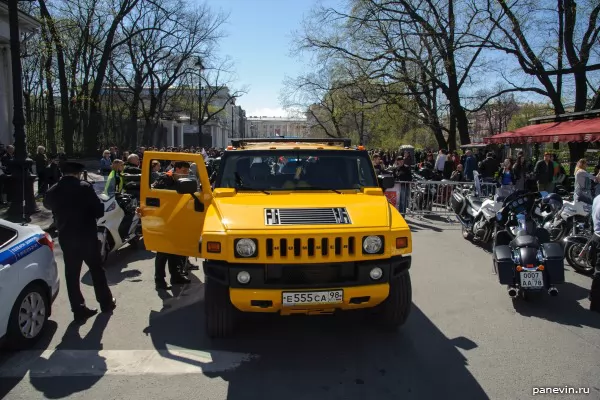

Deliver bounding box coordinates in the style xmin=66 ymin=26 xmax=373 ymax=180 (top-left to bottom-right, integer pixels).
xmin=391 ymin=156 xmax=412 ymax=214
xmin=44 ymin=161 xmax=116 ymax=322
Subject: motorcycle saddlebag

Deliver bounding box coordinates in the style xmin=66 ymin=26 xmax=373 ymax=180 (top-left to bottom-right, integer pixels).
xmin=451 ymin=192 xmax=466 ymax=215
xmin=541 ymin=242 xmax=565 ymax=284
xmin=493 ymin=245 xmax=514 ymax=285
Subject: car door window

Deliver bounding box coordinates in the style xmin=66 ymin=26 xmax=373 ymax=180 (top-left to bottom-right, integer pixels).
xmin=0 ymin=226 xmax=17 ymax=248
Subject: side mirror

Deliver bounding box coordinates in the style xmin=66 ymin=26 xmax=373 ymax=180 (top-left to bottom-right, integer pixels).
xmin=176 ymin=178 xmax=204 ymax=212
xmin=176 ymin=178 xmax=197 ymax=195
xmin=378 ymin=174 xmax=395 ymax=190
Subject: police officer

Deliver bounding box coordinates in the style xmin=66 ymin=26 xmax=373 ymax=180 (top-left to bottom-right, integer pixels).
xmin=44 ymin=161 xmax=116 ymax=321
xmin=151 ymin=161 xmax=192 ymax=289
xmin=588 ymin=194 xmax=600 ymax=313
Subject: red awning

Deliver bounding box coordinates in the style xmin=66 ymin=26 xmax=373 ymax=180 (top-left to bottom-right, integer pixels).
xmin=483 ymin=118 xmax=600 ymax=145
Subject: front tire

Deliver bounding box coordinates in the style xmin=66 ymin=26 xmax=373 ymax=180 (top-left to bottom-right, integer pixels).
xmin=372 ymin=272 xmax=412 ymax=330
xmin=205 ymin=277 xmax=237 ymax=338
xmin=565 ymin=243 xmax=594 ymax=275
xmin=462 ymin=226 xmax=473 ymax=240
xmin=98 ymin=229 xmax=110 ymax=265
xmin=6 ymin=283 xmax=49 ymax=349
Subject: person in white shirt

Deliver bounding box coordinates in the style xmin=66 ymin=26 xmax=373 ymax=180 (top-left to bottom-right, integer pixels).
xmin=434 ymin=149 xmax=447 ymax=173
xmin=588 ymin=194 xmax=600 ymax=313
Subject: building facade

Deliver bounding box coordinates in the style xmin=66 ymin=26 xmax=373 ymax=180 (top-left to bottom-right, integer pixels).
xmin=244 ymin=116 xmax=309 ymax=138
xmin=0 ymin=2 xmax=39 ymax=147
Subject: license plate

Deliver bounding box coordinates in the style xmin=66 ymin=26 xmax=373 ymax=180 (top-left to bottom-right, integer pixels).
xmin=282 ymin=290 xmax=343 ymax=306
xmin=520 ymin=271 xmax=544 ymax=288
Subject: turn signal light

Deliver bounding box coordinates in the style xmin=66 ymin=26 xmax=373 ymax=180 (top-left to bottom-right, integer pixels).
xmin=358 ymin=145 xmax=365 ymax=150
xmin=38 ymin=233 xmax=54 ymax=252
xmin=516 ymin=265 xmax=523 ymax=272
xmin=396 ymin=237 xmax=408 ymax=249
xmin=207 ymin=242 xmax=221 ymax=253
xmin=226 ymin=145 xmax=233 ymax=150
xmin=537 ymin=265 xmax=545 ymax=271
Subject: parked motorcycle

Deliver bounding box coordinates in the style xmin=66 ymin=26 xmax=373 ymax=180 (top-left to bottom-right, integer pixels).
xmin=563 ymin=232 xmax=596 ymax=275
xmin=543 ymin=199 xmax=592 ymax=242
xmin=97 ymin=192 xmax=142 ymax=264
xmin=410 ymin=171 xmax=437 ymax=212
xmin=493 ymin=192 xmax=565 ymax=300
xmin=451 ymin=173 xmax=508 ymax=243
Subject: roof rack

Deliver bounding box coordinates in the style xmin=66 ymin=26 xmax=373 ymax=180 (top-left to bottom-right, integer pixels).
xmin=230 ymin=137 xmax=352 ymax=148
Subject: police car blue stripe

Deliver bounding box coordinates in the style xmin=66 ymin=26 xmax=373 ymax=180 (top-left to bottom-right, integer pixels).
xmin=0 ymin=233 xmax=45 ymax=266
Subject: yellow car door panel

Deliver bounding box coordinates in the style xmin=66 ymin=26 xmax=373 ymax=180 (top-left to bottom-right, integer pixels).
xmin=140 ymin=152 xmax=211 ymax=257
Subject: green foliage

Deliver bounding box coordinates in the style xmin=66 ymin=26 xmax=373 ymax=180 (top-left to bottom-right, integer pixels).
xmin=507 ymin=102 xmax=555 ymax=130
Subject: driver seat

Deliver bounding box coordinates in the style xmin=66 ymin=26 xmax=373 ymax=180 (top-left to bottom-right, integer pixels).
xmin=510 ymin=235 xmax=540 ymax=249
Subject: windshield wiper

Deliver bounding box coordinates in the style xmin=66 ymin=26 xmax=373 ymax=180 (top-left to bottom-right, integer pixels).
xmin=296 ymin=187 xmax=344 ymax=194
xmin=234 ymin=172 xmax=271 ymax=194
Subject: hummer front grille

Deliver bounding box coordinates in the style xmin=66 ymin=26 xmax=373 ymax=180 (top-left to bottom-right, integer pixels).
xmin=265 ymin=208 xmax=351 ymax=225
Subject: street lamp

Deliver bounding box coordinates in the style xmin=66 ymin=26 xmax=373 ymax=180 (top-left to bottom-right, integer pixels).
xmin=7 ymin=0 xmax=37 ymax=218
xmin=195 ymin=57 xmax=204 ymax=147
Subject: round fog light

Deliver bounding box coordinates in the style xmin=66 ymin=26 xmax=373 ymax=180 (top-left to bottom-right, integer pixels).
xmin=237 ymin=271 xmax=251 ymax=284
xmin=369 ymin=267 xmax=383 ymax=280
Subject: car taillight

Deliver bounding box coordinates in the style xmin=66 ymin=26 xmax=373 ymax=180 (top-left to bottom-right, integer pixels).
xmin=38 ymin=233 xmax=54 ymax=252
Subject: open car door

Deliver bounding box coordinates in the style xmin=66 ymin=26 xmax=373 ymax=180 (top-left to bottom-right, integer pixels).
xmin=140 ymin=151 xmax=212 ymax=257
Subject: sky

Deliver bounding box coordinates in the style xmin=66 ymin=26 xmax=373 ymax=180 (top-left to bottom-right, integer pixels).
xmin=204 ymin=0 xmax=320 ymax=118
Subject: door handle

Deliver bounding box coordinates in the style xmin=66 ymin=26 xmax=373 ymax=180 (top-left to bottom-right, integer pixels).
xmin=146 ymin=197 xmax=160 ymax=207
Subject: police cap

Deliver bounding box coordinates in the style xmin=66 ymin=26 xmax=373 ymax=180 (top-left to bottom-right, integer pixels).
xmin=60 ymin=161 xmax=85 ymax=174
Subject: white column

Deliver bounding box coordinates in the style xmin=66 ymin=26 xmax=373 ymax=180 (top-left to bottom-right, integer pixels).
xmin=169 ymin=121 xmax=175 ymax=147
xmin=179 ymin=122 xmax=184 ymax=147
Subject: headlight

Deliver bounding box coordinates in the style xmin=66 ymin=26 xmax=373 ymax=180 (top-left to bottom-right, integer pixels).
xmin=496 ymin=212 xmax=503 ymax=221
xmin=363 ymin=236 xmax=383 ymax=254
xmin=235 ymin=238 xmax=257 ymax=257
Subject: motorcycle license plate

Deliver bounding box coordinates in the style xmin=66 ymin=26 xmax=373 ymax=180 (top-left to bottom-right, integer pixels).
xmin=520 ymin=271 xmax=544 ymax=288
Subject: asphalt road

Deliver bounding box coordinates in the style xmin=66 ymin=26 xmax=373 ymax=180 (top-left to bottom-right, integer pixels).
xmin=0 ymin=218 xmax=599 ymax=400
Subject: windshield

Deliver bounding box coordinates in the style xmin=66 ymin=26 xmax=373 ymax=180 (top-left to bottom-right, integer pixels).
xmin=215 ymin=150 xmax=377 ymax=191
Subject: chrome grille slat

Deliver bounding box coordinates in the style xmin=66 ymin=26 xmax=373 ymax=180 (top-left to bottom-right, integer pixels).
xmin=265 ymin=208 xmax=351 ymax=225
xmin=264 ymin=235 xmax=358 ymax=259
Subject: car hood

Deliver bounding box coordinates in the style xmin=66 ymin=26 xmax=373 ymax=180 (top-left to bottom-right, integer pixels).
xmin=212 ymin=192 xmax=391 ymax=231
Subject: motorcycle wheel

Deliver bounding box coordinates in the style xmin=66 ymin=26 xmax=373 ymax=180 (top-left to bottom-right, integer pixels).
xmin=565 ymin=242 xmax=595 ymax=275
xmin=99 ymin=229 xmax=110 ymax=265
xmin=462 ymin=226 xmax=472 ymax=240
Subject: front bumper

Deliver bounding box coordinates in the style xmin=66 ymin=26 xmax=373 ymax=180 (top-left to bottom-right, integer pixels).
xmin=230 ymin=283 xmax=390 ymax=314
xmin=203 ymin=255 xmax=411 ymax=289
xmin=204 ymin=255 xmax=411 ymax=313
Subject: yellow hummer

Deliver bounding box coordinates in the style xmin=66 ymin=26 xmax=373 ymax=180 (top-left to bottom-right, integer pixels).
xmin=140 ymin=138 xmax=412 ymax=338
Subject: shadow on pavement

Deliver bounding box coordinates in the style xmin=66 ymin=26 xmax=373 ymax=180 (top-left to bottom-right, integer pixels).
xmin=512 ymin=281 xmax=600 ymax=329
xmin=0 ymin=321 xmax=58 ymax=399
xmin=406 ymin=219 xmax=444 ymax=233
xmin=28 ymin=313 xmax=112 ymax=398
xmin=81 ymin=244 xmax=154 ymax=286
xmin=141 ymin=282 xmax=489 ymax=400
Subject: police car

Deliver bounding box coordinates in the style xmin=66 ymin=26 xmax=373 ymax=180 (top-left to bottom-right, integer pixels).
xmin=0 ymin=219 xmax=59 ymax=348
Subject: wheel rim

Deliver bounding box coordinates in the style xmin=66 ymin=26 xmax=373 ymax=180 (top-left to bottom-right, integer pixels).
xmin=568 ymin=244 xmax=593 ymax=271
xmin=18 ymin=292 xmax=46 ymax=339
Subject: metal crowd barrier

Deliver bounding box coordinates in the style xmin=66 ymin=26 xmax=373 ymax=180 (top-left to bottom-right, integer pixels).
xmin=385 ymin=180 xmax=498 ymax=222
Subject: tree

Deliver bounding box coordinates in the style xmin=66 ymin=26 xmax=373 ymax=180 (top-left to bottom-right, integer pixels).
xmin=480 ymin=0 xmax=600 ymax=165
xmin=293 ymin=0 xmax=496 ymax=149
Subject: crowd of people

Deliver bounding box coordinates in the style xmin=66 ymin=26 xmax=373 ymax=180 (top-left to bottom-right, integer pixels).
xmin=369 ymin=147 xmax=600 ymax=202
